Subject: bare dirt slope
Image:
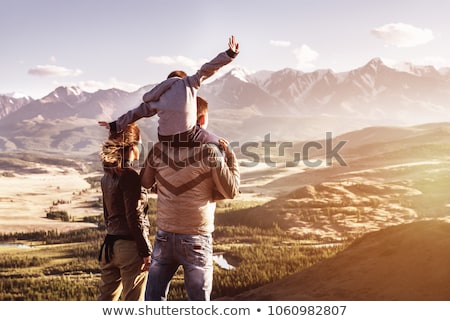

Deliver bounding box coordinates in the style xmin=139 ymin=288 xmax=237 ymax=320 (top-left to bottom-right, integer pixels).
xmin=229 ymin=220 xmax=450 ymax=300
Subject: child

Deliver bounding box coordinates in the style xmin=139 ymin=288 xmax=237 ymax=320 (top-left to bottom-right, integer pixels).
xmin=99 ymin=35 xmax=239 ymax=146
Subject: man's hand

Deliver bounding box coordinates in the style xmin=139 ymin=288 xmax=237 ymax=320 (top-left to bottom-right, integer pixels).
xmin=98 ymin=121 xmax=110 ymax=129
xmin=142 ymin=256 xmax=151 ymax=272
xmin=228 ymin=35 xmax=239 ymax=54
xmin=219 ymin=138 xmax=234 ymax=158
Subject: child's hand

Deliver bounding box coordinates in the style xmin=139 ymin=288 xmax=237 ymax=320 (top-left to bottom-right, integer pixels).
xmin=228 ymin=35 xmax=239 ymax=54
xmin=98 ymin=121 xmax=110 ymax=129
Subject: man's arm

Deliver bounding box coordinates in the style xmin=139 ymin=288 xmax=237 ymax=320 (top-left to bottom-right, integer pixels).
xmin=209 ymin=143 xmax=240 ymax=199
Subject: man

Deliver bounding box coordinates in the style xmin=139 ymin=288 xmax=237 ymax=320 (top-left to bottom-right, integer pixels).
xmin=140 ymin=97 xmax=239 ymax=300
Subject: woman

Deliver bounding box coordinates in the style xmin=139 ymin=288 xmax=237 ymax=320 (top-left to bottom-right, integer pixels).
xmin=98 ymin=122 xmax=151 ymax=300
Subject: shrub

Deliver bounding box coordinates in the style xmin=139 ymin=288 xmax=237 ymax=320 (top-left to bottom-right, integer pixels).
xmin=46 ymin=210 xmax=69 ymax=222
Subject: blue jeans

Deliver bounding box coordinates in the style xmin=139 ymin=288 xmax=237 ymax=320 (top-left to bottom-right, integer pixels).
xmin=145 ymin=229 xmax=213 ymax=301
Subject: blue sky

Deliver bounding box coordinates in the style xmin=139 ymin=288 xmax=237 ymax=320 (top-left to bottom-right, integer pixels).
xmin=2 ymin=0 xmax=450 ymax=98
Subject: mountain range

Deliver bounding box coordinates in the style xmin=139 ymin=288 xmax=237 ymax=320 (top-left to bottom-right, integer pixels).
xmin=1 ymin=57 xmax=449 ymax=153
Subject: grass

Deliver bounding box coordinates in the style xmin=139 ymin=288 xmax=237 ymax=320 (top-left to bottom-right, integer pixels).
xmin=2 ymin=143 xmax=447 ymax=300
xmin=0 ymin=197 xmax=347 ymax=301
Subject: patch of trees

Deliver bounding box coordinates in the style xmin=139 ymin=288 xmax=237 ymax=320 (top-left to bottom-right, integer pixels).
xmin=46 ymin=210 xmax=70 ymax=222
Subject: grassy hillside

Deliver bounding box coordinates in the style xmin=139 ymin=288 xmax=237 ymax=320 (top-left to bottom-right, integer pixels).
xmin=0 ymin=206 xmax=346 ymax=300
xmin=1 ymin=122 xmax=448 ymax=300
xmin=230 ymin=220 xmax=450 ymax=300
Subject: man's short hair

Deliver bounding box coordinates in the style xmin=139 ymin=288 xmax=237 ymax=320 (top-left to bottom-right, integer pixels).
xmin=197 ymin=96 xmax=208 ymax=119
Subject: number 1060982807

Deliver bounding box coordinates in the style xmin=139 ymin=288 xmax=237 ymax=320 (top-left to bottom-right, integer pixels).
xmin=268 ymin=305 xmax=347 ymax=316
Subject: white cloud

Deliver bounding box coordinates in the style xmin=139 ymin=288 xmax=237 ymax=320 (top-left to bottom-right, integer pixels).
xmin=270 ymin=40 xmax=291 ymax=47
xmin=293 ymin=44 xmax=319 ymax=70
xmin=384 ymin=56 xmax=450 ymax=70
xmin=28 ymin=65 xmax=83 ymax=77
xmin=371 ymin=23 xmax=434 ymax=47
xmin=145 ymin=56 xmax=177 ymax=65
xmin=74 ymin=78 xmax=141 ymax=93
xmin=419 ymin=56 xmax=449 ymax=67
xmin=145 ymin=55 xmax=203 ymax=70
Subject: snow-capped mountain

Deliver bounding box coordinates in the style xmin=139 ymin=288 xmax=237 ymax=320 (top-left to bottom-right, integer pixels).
xmin=0 ymin=93 xmax=33 ymax=119
xmin=1 ymin=57 xmax=449 ymax=153
xmin=1 ymin=86 xmax=141 ymax=124
xmin=39 ymin=86 xmax=87 ymax=105
xmin=199 ymin=67 xmax=284 ymax=113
